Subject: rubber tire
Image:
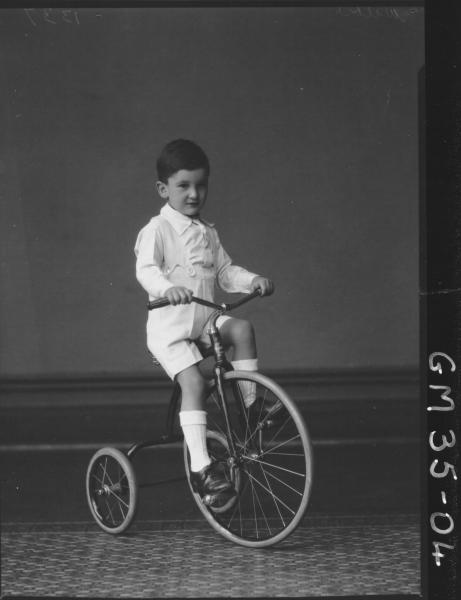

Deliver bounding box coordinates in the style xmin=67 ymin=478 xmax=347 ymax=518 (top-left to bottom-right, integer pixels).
xmin=86 ymin=447 xmax=138 ymax=534
xmin=183 ymin=370 xmax=313 ymax=548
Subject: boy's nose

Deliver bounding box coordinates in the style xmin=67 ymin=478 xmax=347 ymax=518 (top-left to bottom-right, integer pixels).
xmin=188 ymin=188 xmax=198 ymax=199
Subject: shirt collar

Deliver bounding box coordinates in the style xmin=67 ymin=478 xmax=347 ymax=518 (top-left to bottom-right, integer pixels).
xmin=160 ymin=203 xmax=214 ymax=235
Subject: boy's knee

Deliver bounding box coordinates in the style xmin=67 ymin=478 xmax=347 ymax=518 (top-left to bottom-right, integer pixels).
xmin=230 ymin=318 xmax=255 ymax=344
xmin=177 ymin=365 xmax=207 ymax=396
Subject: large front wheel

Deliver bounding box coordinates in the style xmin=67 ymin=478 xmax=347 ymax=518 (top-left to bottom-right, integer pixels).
xmin=184 ymin=370 xmax=313 ymax=548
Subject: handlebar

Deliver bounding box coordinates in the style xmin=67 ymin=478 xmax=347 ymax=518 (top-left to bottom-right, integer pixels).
xmin=147 ymin=289 xmax=262 ymax=312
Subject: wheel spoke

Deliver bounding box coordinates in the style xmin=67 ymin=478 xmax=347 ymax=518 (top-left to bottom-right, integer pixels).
xmin=223 ymin=476 xmax=251 ymax=528
xmin=117 ymin=497 xmax=127 ymax=520
xmin=249 ymin=472 xmax=259 ymax=538
xmin=260 ymin=433 xmax=303 ymax=458
xmin=240 ymin=401 xmax=288 ymax=449
xmin=208 ymin=391 xmax=238 ymax=443
xmin=245 ymin=465 xmax=275 ymax=538
xmin=256 ymin=460 xmax=287 ymax=527
xmin=87 ymin=449 xmax=136 ymax=533
xmin=91 ymin=472 xmax=104 ymax=486
xmin=99 ymin=460 xmax=116 ymax=488
xmin=243 ymin=468 xmax=296 ymax=516
xmin=263 ymin=451 xmax=306 ymax=458
xmin=264 ymin=468 xmax=305 ymax=497
xmin=239 ymin=419 xmax=261 ymax=448
xmin=185 ymin=372 xmax=312 ymax=546
xmin=244 ymin=454 xmax=306 ymax=478
xmin=100 ymin=457 xmax=109 ymax=484
xmin=107 ymin=488 xmax=130 ymax=509
xmin=249 ymin=476 xmax=273 ymax=538
xmin=265 ymin=415 xmax=295 ymax=447
xmin=104 ymin=497 xmax=116 ymax=525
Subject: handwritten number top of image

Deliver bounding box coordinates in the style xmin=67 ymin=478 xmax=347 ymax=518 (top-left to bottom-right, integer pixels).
xmin=23 ymin=8 xmax=100 ymax=27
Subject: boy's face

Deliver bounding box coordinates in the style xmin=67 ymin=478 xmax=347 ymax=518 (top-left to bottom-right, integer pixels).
xmin=156 ymin=168 xmax=208 ymax=218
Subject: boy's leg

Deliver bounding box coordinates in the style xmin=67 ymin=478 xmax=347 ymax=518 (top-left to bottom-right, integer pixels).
xmin=177 ymin=364 xmax=233 ymax=500
xmin=177 ymin=365 xmax=210 ymax=472
xmin=218 ymin=317 xmax=257 ymax=361
xmin=218 ymin=318 xmax=284 ymax=425
xmin=218 ymin=318 xmax=258 ymax=408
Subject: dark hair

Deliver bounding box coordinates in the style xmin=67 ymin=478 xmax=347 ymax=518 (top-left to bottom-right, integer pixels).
xmin=156 ymin=139 xmax=210 ymax=183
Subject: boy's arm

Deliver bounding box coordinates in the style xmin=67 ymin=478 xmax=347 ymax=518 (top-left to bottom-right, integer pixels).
xmin=134 ymin=223 xmax=175 ymax=298
xmin=214 ymin=232 xmax=259 ymax=294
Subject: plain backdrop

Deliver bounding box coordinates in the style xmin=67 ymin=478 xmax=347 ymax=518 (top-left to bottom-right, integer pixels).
xmin=0 ymin=6 xmax=424 ymax=377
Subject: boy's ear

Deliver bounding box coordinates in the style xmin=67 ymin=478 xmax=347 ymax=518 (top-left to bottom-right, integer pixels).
xmin=156 ymin=180 xmax=169 ymax=199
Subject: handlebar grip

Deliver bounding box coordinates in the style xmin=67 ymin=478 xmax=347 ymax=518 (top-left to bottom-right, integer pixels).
xmin=225 ymin=288 xmax=261 ymax=310
xmin=147 ymin=297 xmax=171 ymax=310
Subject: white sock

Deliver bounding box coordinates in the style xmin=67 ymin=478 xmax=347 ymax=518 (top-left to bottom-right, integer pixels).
xmin=179 ymin=410 xmax=211 ymax=473
xmin=231 ymin=359 xmax=258 ymax=408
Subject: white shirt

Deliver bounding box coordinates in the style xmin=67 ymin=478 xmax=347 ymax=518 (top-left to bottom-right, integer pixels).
xmin=134 ymin=203 xmax=259 ymax=345
xmin=134 ymin=202 xmax=257 ymax=300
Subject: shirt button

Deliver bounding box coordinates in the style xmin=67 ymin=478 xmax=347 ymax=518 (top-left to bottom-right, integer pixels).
xmin=187 ymin=266 xmax=196 ymax=276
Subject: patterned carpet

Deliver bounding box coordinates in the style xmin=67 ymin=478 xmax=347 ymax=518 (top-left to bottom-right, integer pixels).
xmin=1 ymin=514 xmax=420 ymax=598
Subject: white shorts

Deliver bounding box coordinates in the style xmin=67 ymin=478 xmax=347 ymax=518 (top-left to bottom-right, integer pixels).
xmin=149 ymin=315 xmax=231 ymax=380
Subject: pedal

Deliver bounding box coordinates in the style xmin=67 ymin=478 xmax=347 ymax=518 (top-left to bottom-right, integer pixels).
xmin=203 ymin=489 xmax=238 ymax=513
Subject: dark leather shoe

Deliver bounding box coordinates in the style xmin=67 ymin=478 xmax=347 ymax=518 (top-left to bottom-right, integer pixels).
xmin=190 ymin=461 xmax=234 ymax=507
xmin=247 ymin=397 xmax=287 ymax=430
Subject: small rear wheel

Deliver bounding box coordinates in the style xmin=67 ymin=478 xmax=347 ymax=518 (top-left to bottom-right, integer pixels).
xmin=184 ymin=370 xmax=313 ymax=548
xmin=86 ymin=447 xmax=137 ymax=534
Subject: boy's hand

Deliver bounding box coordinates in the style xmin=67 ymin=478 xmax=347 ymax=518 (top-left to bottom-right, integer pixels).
xmin=165 ymin=286 xmax=193 ymax=305
xmin=251 ymin=277 xmax=275 ymax=297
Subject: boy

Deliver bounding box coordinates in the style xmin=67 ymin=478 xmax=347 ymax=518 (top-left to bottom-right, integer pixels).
xmin=134 ymin=139 xmax=274 ymax=506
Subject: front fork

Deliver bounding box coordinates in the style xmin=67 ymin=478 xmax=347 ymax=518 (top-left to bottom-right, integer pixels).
xmin=213 ymin=364 xmax=262 ymax=465
xmin=208 ymin=315 xmax=258 ymax=464
xmin=214 ymin=365 xmax=239 ymax=461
